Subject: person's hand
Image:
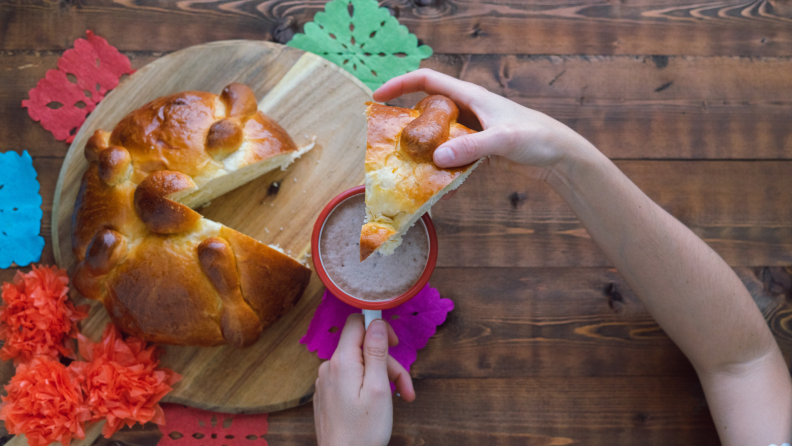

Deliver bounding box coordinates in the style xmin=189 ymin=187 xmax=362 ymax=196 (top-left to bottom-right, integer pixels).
xmin=314 ymin=314 xmax=416 ymax=446
xmin=374 ymin=68 xmax=596 ymax=179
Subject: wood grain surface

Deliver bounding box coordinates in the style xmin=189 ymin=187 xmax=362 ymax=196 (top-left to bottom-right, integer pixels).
xmin=433 ymin=161 xmax=792 ymax=268
xmin=266 ymin=376 xmax=721 ymax=445
xmin=6 ymin=53 xmax=792 ymax=160
xmin=3 ymin=1 xmax=792 ymax=56
xmin=1 ymin=0 xmax=791 ymax=444
xmin=52 ymin=40 xmax=373 ymax=414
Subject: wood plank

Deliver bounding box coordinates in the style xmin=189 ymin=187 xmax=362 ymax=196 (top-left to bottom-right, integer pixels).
xmin=512 ymin=98 xmax=792 ymax=160
xmin=400 ymin=1 xmax=792 ymax=57
xmin=454 ymin=54 xmax=792 ymax=102
xmin=0 ymin=2 xmax=274 ymax=52
xmin=5 ymin=52 xmax=792 ymax=160
xmin=455 ymin=54 xmax=792 ymax=160
xmin=411 ymin=267 xmax=792 ymax=379
xmin=2 ymin=1 xmax=792 ymax=56
xmin=434 ymin=161 xmax=792 ymax=268
xmin=267 ymin=377 xmax=719 ymax=445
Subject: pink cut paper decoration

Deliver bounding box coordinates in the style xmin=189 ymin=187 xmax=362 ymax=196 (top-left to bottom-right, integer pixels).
xmin=22 ymin=31 xmax=134 ymax=143
xmin=157 ymin=404 xmax=268 ymax=446
xmin=300 ymin=284 xmax=454 ymax=373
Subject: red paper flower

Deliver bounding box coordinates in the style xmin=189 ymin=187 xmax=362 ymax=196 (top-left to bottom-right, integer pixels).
xmin=22 ymin=30 xmax=134 ymax=142
xmin=71 ymin=325 xmax=182 ymax=439
xmin=0 ymin=265 xmax=89 ymax=365
xmin=0 ymin=357 xmax=91 ymax=446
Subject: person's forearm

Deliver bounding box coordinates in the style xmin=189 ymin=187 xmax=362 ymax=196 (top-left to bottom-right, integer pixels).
xmin=545 ymin=144 xmax=778 ymax=373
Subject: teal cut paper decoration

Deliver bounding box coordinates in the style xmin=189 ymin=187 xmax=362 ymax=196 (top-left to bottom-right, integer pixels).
xmin=288 ymin=0 xmax=432 ymax=90
xmin=0 ymin=151 xmax=44 ymax=268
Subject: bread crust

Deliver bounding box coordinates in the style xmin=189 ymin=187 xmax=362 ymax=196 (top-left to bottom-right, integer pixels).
xmin=133 ymin=170 xmax=201 ymax=234
xmin=71 ymin=83 xmax=311 ymax=347
xmin=359 ymin=223 xmax=396 ymax=262
xmin=360 ymin=98 xmax=477 ymax=260
xmin=400 ymin=96 xmax=459 ymax=163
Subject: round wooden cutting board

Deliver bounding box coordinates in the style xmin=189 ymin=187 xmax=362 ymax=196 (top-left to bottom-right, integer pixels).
xmin=52 ymin=40 xmax=372 ymax=413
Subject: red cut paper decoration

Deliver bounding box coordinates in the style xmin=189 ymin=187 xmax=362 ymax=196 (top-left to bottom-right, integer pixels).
xmin=22 ymin=30 xmax=134 ymax=142
xmin=157 ymin=404 xmax=268 ymax=446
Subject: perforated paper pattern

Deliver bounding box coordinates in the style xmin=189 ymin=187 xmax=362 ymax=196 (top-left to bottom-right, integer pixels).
xmin=289 ymin=0 xmax=432 ymax=90
xmin=22 ymin=31 xmax=134 ymax=143
xmin=157 ymin=404 xmax=268 ymax=446
xmin=300 ymin=284 xmax=454 ymax=373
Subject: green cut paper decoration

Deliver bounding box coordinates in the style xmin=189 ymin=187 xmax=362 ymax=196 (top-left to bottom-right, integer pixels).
xmin=288 ymin=0 xmax=432 ymax=90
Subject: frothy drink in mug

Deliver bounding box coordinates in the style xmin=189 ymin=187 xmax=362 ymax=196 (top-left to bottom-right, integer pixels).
xmin=319 ymin=195 xmax=430 ymax=301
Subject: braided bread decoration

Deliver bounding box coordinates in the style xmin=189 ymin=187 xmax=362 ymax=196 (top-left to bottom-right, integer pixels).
xmin=360 ymin=95 xmax=481 ymax=261
xmin=72 ymin=83 xmax=311 ymax=348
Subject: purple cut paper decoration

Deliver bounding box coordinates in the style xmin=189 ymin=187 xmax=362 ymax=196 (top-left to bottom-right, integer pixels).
xmin=300 ymin=284 xmax=454 ymax=373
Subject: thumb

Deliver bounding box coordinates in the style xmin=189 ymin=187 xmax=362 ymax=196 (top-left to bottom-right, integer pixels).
xmin=362 ymin=320 xmax=390 ymax=393
xmin=434 ymin=130 xmax=500 ymax=168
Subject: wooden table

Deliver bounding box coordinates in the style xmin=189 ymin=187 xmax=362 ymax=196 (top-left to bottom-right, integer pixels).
xmin=2 ymin=1 xmax=791 ymax=445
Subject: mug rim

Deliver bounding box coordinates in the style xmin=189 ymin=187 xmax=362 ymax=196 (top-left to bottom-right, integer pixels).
xmin=310 ymin=185 xmax=438 ymax=310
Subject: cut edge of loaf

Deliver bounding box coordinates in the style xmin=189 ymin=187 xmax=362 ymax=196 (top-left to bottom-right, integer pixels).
xmin=173 ymin=139 xmax=316 ymax=209
xmin=373 ymin=158 xmax=483 ymax=256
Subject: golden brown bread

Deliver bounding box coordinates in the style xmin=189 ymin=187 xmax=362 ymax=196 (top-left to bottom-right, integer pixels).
xmin=399 ymin=96 xmax=460 ymax=163
xmin=360 ymin=96 xmax=481 ymax=261
xmin=359 ymin=222 xmax=396 ymax=262
xmin=72 ymin=83 xmax=312 ymax=348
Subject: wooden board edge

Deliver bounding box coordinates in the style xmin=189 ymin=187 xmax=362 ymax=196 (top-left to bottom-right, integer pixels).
xmin=163 ymin=386 xmax=315 ymax=414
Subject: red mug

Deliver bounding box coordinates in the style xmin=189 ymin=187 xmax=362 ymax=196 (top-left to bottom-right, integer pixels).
xmin=310 ymin=185 xmax=439 ymax=314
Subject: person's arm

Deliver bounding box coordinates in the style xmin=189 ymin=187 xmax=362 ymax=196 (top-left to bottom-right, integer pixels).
xmin=374 ymin=68 xmax=792 ymax=445
xmin=547 ymin=148 xmax=792 ymax=445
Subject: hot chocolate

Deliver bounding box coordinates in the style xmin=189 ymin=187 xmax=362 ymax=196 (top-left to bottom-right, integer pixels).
xmin=319 ymin=194 xmax=429 ymax=301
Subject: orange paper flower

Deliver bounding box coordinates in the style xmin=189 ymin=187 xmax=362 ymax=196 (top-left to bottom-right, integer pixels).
xmin=0 ymin=265 xmax=89 ymax=365
xmin=71 ymin=324 xmax=182 ymax=438
xmin=0 ymin=357 xmax=91 ymax=446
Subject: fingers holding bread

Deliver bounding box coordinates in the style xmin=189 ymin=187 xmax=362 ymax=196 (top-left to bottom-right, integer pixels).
xmin=400 ymin=95 xmax=459 ymax=163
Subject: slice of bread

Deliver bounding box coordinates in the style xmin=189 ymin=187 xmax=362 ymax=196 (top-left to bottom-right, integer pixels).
xmin=360 ymin=97 xmax=481 ymax=261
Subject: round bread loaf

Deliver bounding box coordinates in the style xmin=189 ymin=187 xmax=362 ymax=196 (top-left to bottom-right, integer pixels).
xmin=72 ymin=83 xmax=312 ymax=348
